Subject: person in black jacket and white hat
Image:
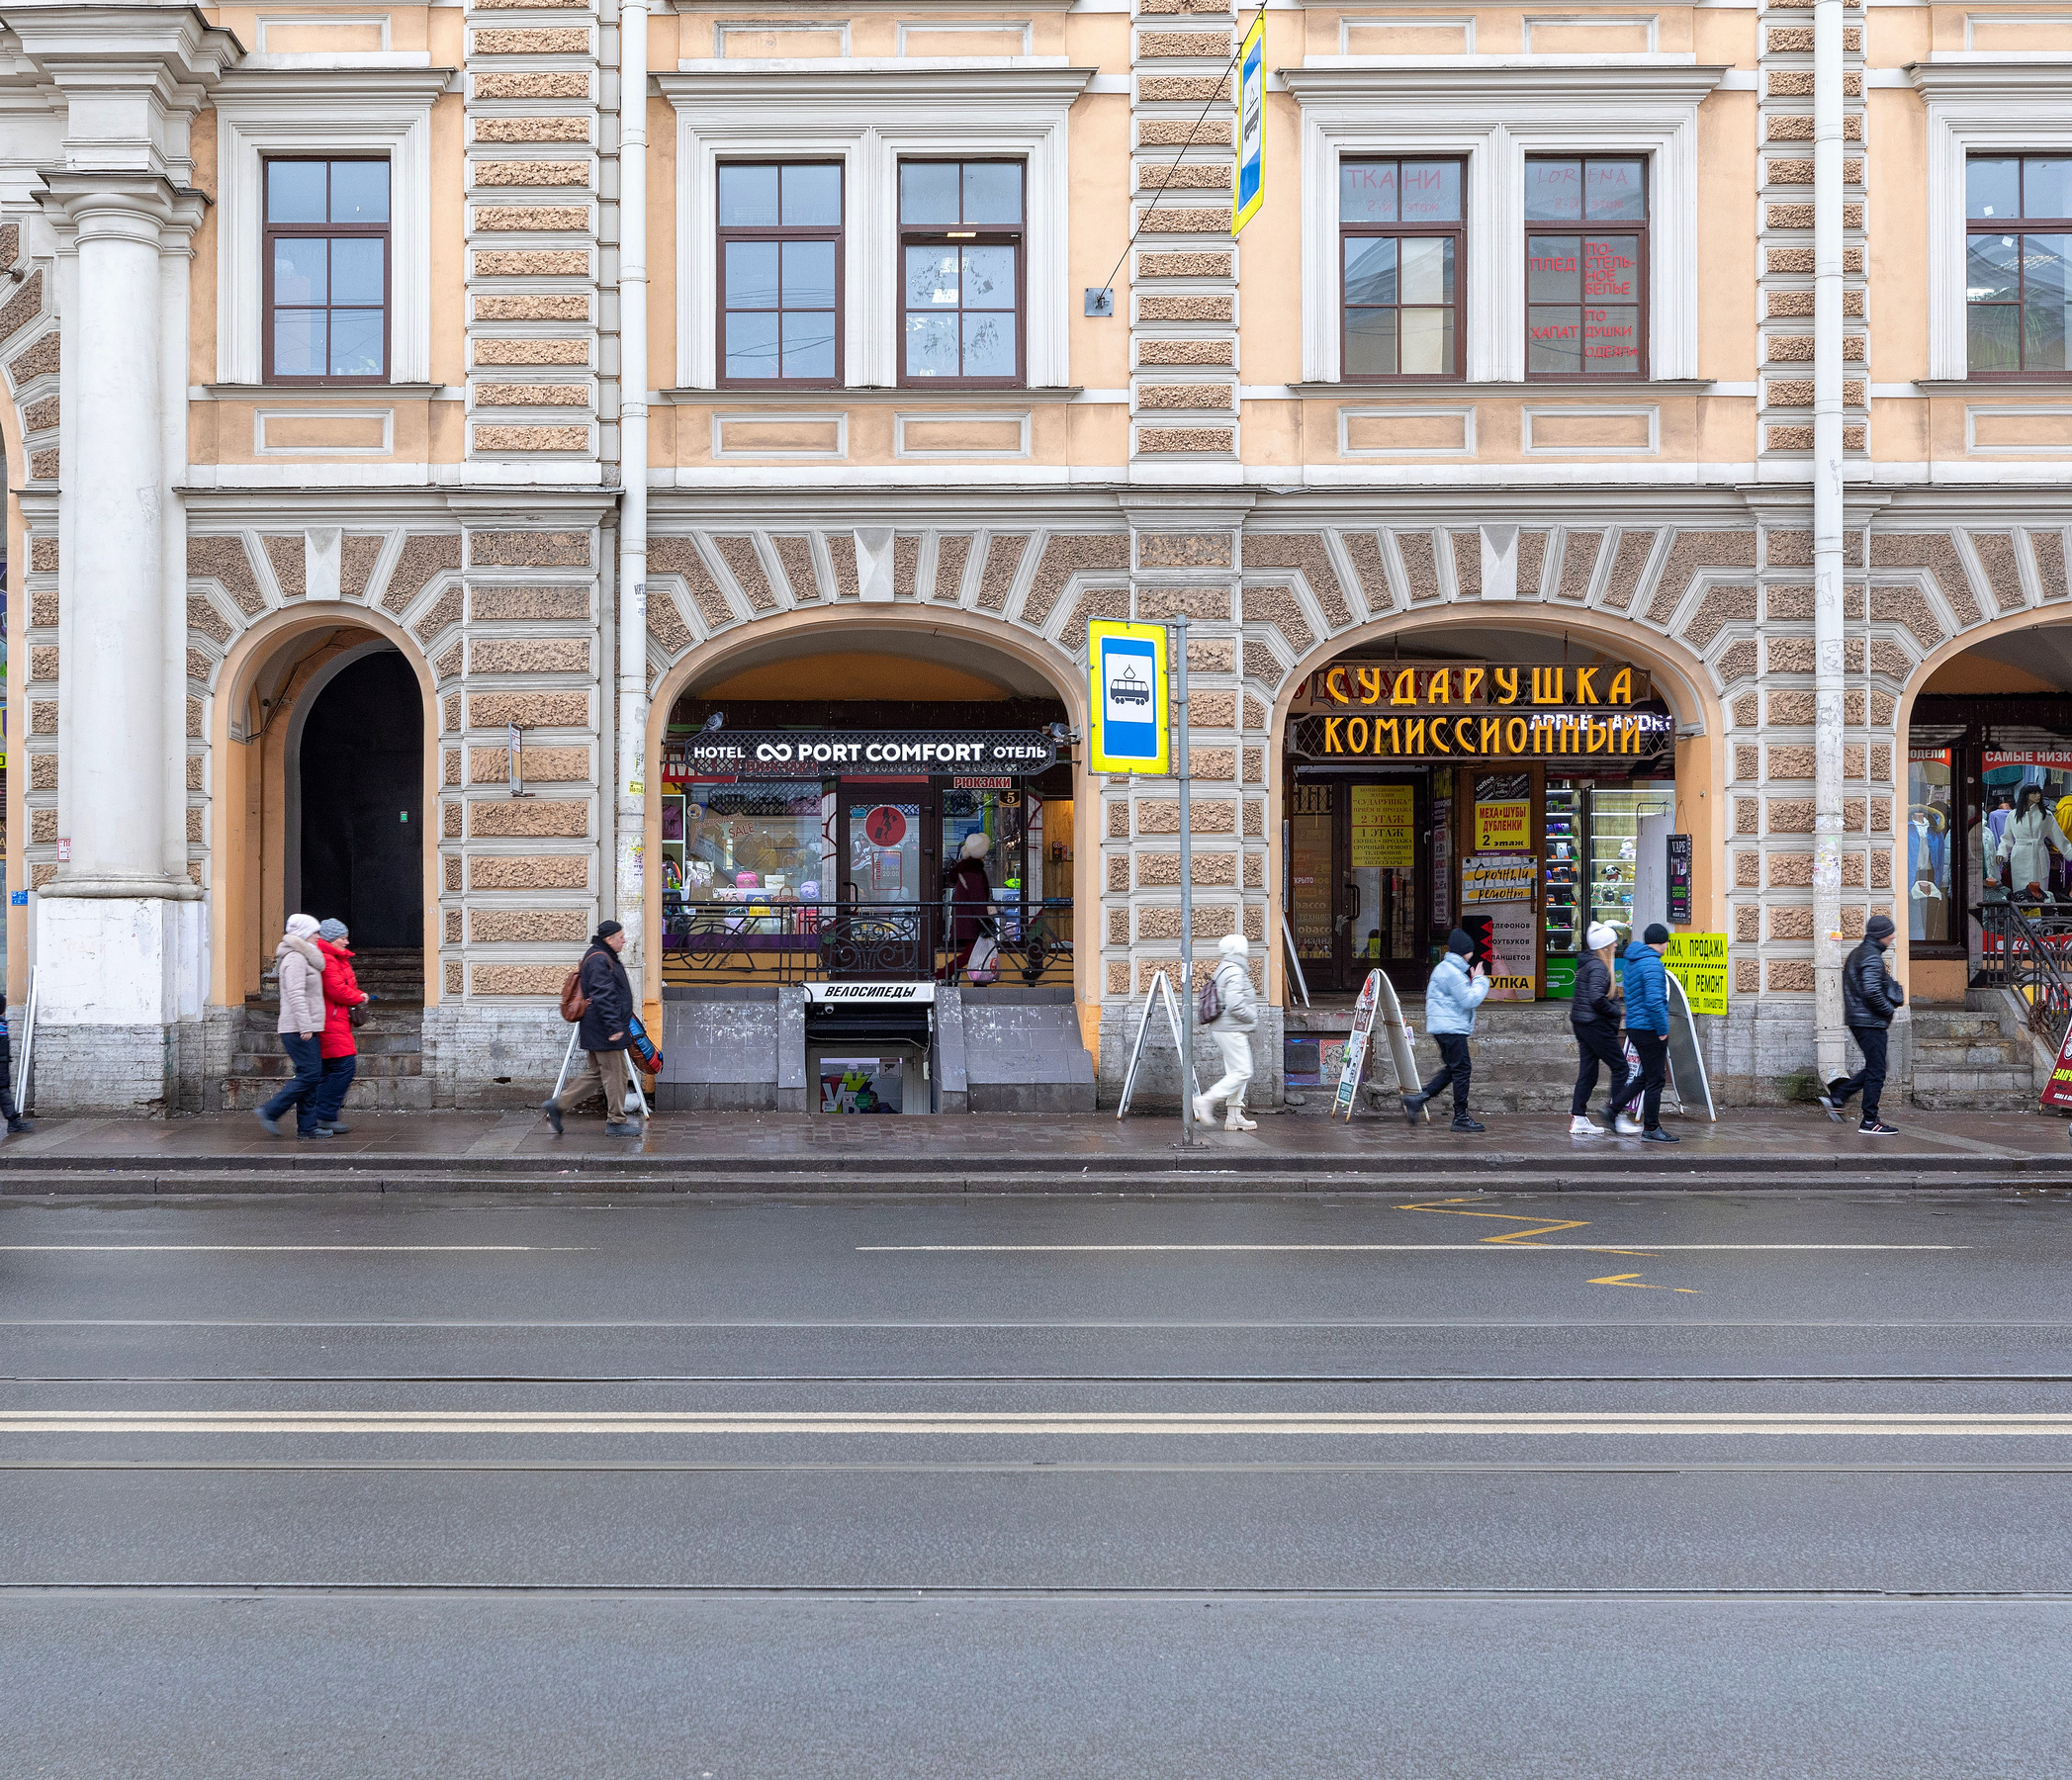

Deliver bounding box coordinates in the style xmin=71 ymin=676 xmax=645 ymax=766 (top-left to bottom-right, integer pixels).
xmin=1567 ymin=922 xmax=1633 ymax=1136
xmin=1820 ymin=913 xmax=1903 ymax=1135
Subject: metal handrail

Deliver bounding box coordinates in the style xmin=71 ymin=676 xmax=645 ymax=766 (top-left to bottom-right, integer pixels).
xmin=1976 ymin=895 xmax=2072 ymax=1052
xmin=659 ymin=896 xmax=1073 ymax=986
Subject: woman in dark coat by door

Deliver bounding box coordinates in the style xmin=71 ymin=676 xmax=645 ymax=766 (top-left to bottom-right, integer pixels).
xmin=943 ymin=832 xmax=993 ymax=979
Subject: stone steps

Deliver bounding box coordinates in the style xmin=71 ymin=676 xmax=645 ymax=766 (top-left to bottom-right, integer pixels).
xmin=226 ymin=953 xmax=428 ymax=1111
xmin=1908 ymin=1005 xmax=2038 ymax=1112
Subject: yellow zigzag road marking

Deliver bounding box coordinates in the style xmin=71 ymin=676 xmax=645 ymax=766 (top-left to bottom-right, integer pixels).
xmin=1396 ymin=1198 xmax=1659 ymax=1259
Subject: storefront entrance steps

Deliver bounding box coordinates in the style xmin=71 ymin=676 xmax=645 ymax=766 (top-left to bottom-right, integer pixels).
xmin=2 ymin=1107 xmax=2069 ymax=1194
xmin=1909 ymin=999 xmax=2047 ymax=1112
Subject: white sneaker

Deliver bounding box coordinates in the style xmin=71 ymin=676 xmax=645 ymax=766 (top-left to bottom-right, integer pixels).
xmin=1569 ymin=1114 xmax=1602 ymax=1136
xmin=1192 ymin=1094 xmax=1216 ymax=1124
xmin=1224 ymin=1109 xmax=1258 ymax=1132
xmin=1614 ymin=1112 xmax=1643 ymax=1135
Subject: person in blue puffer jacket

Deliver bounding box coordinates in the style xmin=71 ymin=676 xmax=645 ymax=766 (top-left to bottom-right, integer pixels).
xmin=1610 ymin=923 xmax=1677 ymax=1144
xmin=1403 ymin=929 xmax=1491 ymax=1133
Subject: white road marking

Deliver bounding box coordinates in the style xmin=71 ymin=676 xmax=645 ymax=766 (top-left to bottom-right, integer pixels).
xmin=0 ymin=1246 xmax=586 ymax=1254
xmin=3 ymin=1410 xmax=2065 ymax=1437
xmin=855 ymin=1244 xmax=1965 ymax=1253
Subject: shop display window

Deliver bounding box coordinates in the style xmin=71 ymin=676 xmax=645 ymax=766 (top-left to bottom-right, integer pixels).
xmin=679 ymin=781 xmax=828 ymax=903
xmin=1907 ymin=751 xmax=1956 ymax=943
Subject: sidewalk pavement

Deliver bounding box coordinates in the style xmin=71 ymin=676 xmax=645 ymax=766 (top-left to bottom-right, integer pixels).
xmin=0 ymin=1102 xmax=2068 ymax=1190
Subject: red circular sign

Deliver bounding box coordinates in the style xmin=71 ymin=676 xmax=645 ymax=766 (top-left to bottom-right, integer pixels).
xmin=863 ymin=806 xmax=909 ymax=847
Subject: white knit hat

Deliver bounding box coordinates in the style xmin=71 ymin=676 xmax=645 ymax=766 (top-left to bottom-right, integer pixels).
xmin=1585 ymin=921 xmax=1620 ymax=951
xmin=1217 ymin=933 xmax=1249 ymax=956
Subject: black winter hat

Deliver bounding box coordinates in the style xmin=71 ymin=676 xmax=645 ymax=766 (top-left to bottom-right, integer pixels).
xmin=1447 ymin=929 xmax=1476 ymax=956
xmin=1642 ymin=922 xmax=1670 ymax=945
xmin=593 ymin=920 xmax=624 ymax=941
xmin=1865 ymin=914 xmax=1895 ymax=940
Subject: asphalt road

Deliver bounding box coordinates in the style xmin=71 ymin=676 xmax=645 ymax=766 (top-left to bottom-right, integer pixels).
xmin=4 ymin=1187 xmax=2070 ymax=1779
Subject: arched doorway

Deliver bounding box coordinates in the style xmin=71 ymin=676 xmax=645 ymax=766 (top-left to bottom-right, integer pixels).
xmin=294 ymin=649 xmax=423 ymax=949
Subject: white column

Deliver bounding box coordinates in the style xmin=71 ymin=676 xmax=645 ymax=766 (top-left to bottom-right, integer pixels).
xmin=43 ymin=179 xmax=191 ymax=901
xmin=616 ymin=0 xmax=652 ymax=994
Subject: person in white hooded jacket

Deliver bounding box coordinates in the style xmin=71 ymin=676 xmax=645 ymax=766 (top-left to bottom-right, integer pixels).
xmin=1194 ymin=933 xmax=1260 ymax=1132
xmin=255 ymin=914 xmax=328 ymax=1137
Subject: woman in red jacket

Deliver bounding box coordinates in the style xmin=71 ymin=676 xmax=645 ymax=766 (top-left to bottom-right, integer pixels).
xmin=313 ymin=918 xmax=371 ymax=1135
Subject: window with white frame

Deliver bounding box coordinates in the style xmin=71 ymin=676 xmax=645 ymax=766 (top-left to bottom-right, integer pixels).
xmin=1279 ymin=65 xmax=1717 ymax=386
xmin=1966 ymin=154 xmax=2072 ymax=376
xmin=1339 ymin=158 xmax=1465 ymax=380
xmin=660 ymin=65 xmax=1090 ymax=391
xmin=717 ymin=161 xmax=844 ymax=386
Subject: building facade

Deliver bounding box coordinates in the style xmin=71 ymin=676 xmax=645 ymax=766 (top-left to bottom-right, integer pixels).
xmin=1 ymin=0 xmax=2067 ymax=1114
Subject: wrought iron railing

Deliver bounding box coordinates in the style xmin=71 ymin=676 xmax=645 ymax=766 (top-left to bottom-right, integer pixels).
xmin=1976 ymin=894 xmax=2072 ymax=1053
xmin=660 ymin=895 xmax=1074 ymax=987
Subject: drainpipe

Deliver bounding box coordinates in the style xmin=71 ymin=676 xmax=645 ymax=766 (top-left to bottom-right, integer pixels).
xmin=1811 ymin=0 xmax=1846 ymax=1083
xmin=616 ymin=0 xmax=651 ymax=994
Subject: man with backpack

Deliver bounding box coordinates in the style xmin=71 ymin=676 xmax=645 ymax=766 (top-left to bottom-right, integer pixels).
xmin=1819 ymin=912 xmax=1903 ymax=1135
xmin=542 ymin=920 xmax=643 ymax=1137
xmin=1192 ymin=932 xmax=1260 ymax=1132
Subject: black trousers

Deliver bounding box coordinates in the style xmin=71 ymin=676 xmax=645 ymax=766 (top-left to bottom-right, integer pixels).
xmin=1418 ymin=1032 xmax=1473 ymax=1115
xmin=1833 ymin=1024 xmax=1889 ymax=1118
xmin=1571 ymin=1024 xmax=1633 ymax=1119
xmin=1613 ymin=1029 xmax=1669 ymax=1128
xmin=0 ymin=1031 xmax=18 ymax=1123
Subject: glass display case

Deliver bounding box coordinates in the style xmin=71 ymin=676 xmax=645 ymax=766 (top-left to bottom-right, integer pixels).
xmin=1587 ymin=786 xmax=1643 ymax=937
xmin=1543 ymin=779 xmax=1581 ymax=995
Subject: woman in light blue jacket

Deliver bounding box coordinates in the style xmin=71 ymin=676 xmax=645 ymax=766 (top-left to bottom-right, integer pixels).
xmin=1403 ymin=930 xmax=1490 ymax=1132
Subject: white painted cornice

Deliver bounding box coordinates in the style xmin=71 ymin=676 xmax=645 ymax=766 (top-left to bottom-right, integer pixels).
xmin=659 ymin=59 xmax=1098 ymax=108
xmin=1277 ymin=60 xmax=1731 ymax=107
xmin=212 ymin=63 xmax=455 ymax=103
xmin=1907 ymin=58 xmax=2072 ymax=101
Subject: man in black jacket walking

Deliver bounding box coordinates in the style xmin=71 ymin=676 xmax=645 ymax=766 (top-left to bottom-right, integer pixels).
xmin=541 ymin=922 xmax=644 ymax=1137
xmin=1820 ymin=913 xmax=1903 ymax=1135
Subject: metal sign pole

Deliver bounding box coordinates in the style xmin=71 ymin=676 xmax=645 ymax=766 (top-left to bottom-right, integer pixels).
xmin=1174 ymin=613 xmax=1195 ymax=1146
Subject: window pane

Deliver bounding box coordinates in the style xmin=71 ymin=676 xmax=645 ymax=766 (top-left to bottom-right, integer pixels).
xmin=899 ymin=162 xmax=960 ymax=224
xmin=905 ymin=312 xmax=960 ymax=376
xmin=1344 ymin=306 xmax=1397 ymax=377
xmin=724 ymin=311 xmax=780 ymax=378
xmin=962 ymin=310 xmax=1017 ymax=378
xmin=963 ymin=161 xmax=1023 ymax=223
xmin=330 ymin=160 xmax=389 ymax=223
xmin=1525 ymin=160 xmax=1582 ymax=222
xmin=781 ymin=309 xmax=837 ymax=380
xmin=273 ymin=309 xmax=323 ymax=376
xmin=959 ymin=245 xmax=1015 ymax=310
xmin=718 ymin=164 xmax=779 ymax=226
xmin=1968 ymin=157 xmax=2020 ymax=221
xmin=780 ymin=163 xmax=843 ymax=227
xmin=725 ymin=239 xmax=780 ymax=309
xmin=273 ymin=236 xmax=326 ymax=305
xmin=1583 ymin=307 xmax=1640 ymax=373
xmin=1400 ymin=160 xmax=1461 ymax=223
xmin=1399 ymin=306 xmax=1452 ymax=376
xmin=905 ymin=244 xmax=958 ymax=308
xmin=1399 ymin=235 xmax=1452 ymax=306
xmin=781 ymin=238 xmax=836 ymax=310
xmin=1969 ymin=304 xmax=2021 ymax=371
xmin=1967 ymin=233 xmax=2020 ymax=304
xmin=1583 ymin=234 xmax=1640 ymax=304
xmin=1583 ymin=158 xmax=1646 ymax=222
xmin=1341 ymin=161 xmax=1398 ymax=224
xmin=329 ymin=307 xmax=384 ymax=377
xmin=2027 ymin=157 xmax=2072 ymax=221
xmin=267 ymin=160 xmax=327 ymax=222
xmin=330 ymin=236 xmax=384 ymax=305
xmin=1343 ymin=236 xmax=1396 ymax=307
xmin=1527 ymin=235 xmax=1580 ymax=303
xmin=2022 ymin=232 xmax=2072 ymax=371
xmin=1528 ymin=307 xmax=1582 ymax=372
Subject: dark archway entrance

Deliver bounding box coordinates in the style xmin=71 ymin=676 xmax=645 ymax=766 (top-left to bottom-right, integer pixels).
xmin=299 ymin=649 xmax=423 ymax=948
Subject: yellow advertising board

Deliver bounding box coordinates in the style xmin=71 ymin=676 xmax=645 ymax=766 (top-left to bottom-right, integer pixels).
xmin=1350 ymin=783 xmax=1414 ymax=868
xmin=1474 ymin=799 xmax=1530 ymax=851
xmin=1664 ymin=933 xmax=1728 ymax=1016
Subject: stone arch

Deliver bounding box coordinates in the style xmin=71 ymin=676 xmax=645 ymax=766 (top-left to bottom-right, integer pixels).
xmin=1262 ymin=605 xmax=1729 ymax=1004
xmin=642 ymin=602 xmax=1100 ymax=1011
xmin=209 ymin=604 xmax=441 ymax=1010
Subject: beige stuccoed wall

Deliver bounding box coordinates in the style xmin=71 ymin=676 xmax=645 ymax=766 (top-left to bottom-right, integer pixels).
xmin=1696 ymin=91 xmax=1759 ymax=384
xmin=1867 ymin=87 xmax=1928 ymax=395
xmin=190 ymin=106 xmax=219 ymax=388
xmin=1070 ymin=92 xmax=1131 ymax=394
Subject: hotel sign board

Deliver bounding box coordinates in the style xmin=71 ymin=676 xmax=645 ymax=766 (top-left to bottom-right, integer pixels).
xmin=663 ymin=730 xmax=1058 ymax=782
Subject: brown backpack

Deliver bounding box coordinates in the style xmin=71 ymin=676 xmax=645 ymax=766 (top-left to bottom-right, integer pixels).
xmin=560 ymin=966 xmax=588 ymax=1024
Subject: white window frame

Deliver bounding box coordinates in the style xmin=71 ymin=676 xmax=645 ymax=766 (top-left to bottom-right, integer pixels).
xmin=1281 ymin=63 xmax=1723 ymax=385
xmin=213 ymin=69 xmax=447 ymax=386
xmin=1912 ymin=63 xmax=2072 ymax=382
xmin=659 ymin=62 xmax=1095 ymax=391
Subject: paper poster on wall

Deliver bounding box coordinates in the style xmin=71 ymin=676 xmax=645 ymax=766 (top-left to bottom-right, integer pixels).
xmin=1462 ymin=906 xmax=1536 ymax=1001
xmin=1474 ymin=799 xmax=1531 ymax=851
xmin=1461 ymin=853 xmax=1538 ymax=906
xmin=1350 ymin=783 xmax=1415 ymax=868
xmin=1663 ymin=933 xmax=1729 ymax=1017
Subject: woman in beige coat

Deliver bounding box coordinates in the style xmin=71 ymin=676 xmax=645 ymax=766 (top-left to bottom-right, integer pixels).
xmin=255 ymin=914 xmax=329 ymax=1137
